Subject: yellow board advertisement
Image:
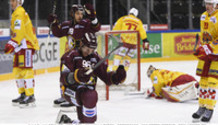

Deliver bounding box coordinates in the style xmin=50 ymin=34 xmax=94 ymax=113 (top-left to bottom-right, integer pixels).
xmin=162 ymin=32 xmax=200 ymax=58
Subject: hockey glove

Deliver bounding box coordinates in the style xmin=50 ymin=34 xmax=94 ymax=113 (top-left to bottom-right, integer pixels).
xmin=4 ymin=40 xmax=18 ymax=54
xmin=47 ymin=13 xmax=58 ymax=24
xmin=112 ymin=65 xmax=126 ymax=85
xmin=74 ymin=68 xmax=92 ymax=84
xmin=84 ymin=4 xmax=96 ymax=21
xmin=142 ymin=39 xmax=149 ymax=50
xmin=194 ymin=44 xmax=213 ymax=60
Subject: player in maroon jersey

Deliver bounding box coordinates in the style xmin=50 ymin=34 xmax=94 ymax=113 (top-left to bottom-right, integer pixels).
xmin=47 ymin=4 xmax=101 ymax=107
xmin=56 ymin=32 xmax=126 ymax=123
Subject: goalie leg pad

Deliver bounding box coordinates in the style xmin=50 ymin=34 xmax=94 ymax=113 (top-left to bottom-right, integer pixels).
xmin=162 ymin=81 xmax=198 ymax=102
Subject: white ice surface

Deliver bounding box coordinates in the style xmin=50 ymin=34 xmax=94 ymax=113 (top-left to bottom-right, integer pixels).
xmin=0 ymin=60 xmax=218 ymax=124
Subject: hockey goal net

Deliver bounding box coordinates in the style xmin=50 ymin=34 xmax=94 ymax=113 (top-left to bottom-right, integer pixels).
xmin=96 ymin=30 xmax=141 ymax=100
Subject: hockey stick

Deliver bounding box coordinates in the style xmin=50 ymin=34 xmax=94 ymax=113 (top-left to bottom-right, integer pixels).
xmin=85 ymin=34 xmax=123 ymax=75
xmin=193 ymin=34 xmax=199 ymax=52
xmin=47 ymin=0 xmax=57 ymax=43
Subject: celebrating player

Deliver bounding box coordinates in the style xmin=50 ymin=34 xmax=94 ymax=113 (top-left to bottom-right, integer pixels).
xmin=112 ymin=8 xmax=149 ymax=71
xmin=47 ymin=4 xmax=101 ymax=107
xmin=56 ymin=32 xmax=126 ymax=123
xmin=4 ymin=0 xmax=39 ymax=107
xmin=192 ymin=0 xmax=218 ymax=122
xmin=146 ymin=65 xmax=199 ymax=102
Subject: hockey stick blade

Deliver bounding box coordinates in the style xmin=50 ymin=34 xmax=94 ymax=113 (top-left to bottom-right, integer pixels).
xmin=85 ymin=39 xmax=123 ymax=75
xmin=193 ymin=34 xmax=199 ymax=52
xmin=47 ymin=0 xmax=57 ymax=42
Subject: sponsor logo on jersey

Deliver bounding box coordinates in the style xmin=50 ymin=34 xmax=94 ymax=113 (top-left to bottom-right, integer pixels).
xmin=201 ymin=15 xmax=206 ymax=21
xmin=210 ymin=16 xmax=217 ymax=24
xmin=75 ymin=24 xmax=84 ymax=29
xmin=68 ymin=28 xmax=74 ymax=35
xmin=153 ymin=76 xmax=158 ymax=84
xmin=14 ymin=20 xmax=21 ymax=30
xmin=174 ymin=34 xmax=196 ymax=54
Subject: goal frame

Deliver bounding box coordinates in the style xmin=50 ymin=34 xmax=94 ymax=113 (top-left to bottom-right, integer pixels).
xmin=104 ymin=30 xmax=141 ymax=100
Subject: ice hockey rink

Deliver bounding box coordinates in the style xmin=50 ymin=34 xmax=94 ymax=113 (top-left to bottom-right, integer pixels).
xmin=0 ymin=60 xmax=218 ymax=124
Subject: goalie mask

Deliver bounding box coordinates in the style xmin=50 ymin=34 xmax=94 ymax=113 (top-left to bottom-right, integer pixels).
xmin=147 ymin=65 xmax=156 ymax=78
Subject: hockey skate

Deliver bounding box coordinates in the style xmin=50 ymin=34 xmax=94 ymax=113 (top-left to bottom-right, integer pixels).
xmin=19 ymin=95 xmax=36 ymax=108
xmin=12 ymin=92 xmax=26 ymax=106
xmin=192 ymin=107 xmax=206 ymax=122
xmin=201 ymin=109 xmax=213 ymax=122
xmin=60 ymin=101 xmax=74 ymax=108
xmin=53 ymin=97 xmax=66 ymax=107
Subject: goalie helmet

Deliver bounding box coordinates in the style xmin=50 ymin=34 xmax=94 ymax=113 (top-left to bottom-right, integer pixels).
xmin=147 ymin=65 xmax=156 ymax=78
xmin=129 ymin=8 xmax=138 ymax=17
xmin=81 ymin=32 xmax=97 ymax=49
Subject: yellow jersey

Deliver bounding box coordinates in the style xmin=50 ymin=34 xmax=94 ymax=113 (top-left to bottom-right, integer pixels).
xmin=150 ymin=69 xmax=185 ymax=97
xmin=112 ymin=15 xmax=147 ymax=45
xmin=10 ymin=6 xmax=39 ymax=50
xmin=200 ymin=10 xmax=218 ymax=54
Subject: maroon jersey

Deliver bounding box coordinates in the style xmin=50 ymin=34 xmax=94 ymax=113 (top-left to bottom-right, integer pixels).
xmin=52 ymin=19 xmax=101 ymax=48
xmin=60 ymin=49 xmax=114 ymax=90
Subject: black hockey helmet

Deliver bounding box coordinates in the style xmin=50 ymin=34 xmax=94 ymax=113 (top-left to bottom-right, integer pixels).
xmin=81 ymin=32 xmax=97 ymax=49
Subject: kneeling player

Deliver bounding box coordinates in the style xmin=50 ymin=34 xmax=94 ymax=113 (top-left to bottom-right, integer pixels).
xmin=146 ymin=65 xmax=199 ymax=102
xmin=57 ymin=32 xmax=126 ymax=123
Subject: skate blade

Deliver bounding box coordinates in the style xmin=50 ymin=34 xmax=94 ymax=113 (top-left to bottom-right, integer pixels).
xmin=192 ymin=118 xmax=200 ymax=123
xmin=19 ymin=102 xmax=36 ymax=108
xmin=53 ymin=103 xmax=61 ymax=108
xmin=12 ymin=102 xmax=20 ymax=106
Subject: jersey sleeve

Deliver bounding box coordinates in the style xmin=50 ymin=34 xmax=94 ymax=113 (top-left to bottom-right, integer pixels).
xmin=112 ymin=17 xmax=124 ymax=31
xmin=52 ymin=21 xmax=71 ymax=37
xmin=11 ymin=13 xmax=25 ymax=45
xmin=82 ymin=19 xmax=101 ymax=33
xmin=138 ymin=21 xmax=147 ymax=40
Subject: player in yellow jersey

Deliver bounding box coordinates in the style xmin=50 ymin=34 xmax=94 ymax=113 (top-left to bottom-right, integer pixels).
xmin=192 ymin=0 xmax=218 ymax=122
xmin=4 ymin=0 xmax=39 ymax=108
xmin=112 ymin=8 xmax=149 ymax=71
xmin=146 ymin=65 xmax=198 ymax=102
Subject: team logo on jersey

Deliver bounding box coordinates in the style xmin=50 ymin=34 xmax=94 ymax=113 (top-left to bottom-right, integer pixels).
xmin=68 ymin=28 xmax=74 ymax=35
xmin=14 ymin=20 xmax=21 ymax=30
xmin=201 ymin=15 xmax=206 ymax=21
xmin=204 ymin=22 xmax=209 ymax=29
xmin=210 ymin=17 xmax=217 ymax=24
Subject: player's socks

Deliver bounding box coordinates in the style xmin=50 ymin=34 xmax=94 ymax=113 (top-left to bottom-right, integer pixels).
xmin=19 ymin=95 xmax=36 ymax=108
xmin=201 ymin=109 xmax=213 ymax=122
xmin=192 ymin=107 xmax=206 ymax=119
xmin=12 ymin=92 xmax=26 ymax=106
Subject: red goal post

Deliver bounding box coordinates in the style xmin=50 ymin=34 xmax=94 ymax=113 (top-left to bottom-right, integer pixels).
xmin=96 ymin=30 xmax=141 ymax=100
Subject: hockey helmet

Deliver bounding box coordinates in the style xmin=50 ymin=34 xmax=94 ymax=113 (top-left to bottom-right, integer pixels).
xmin=147 ymin=65 xmax=156 ymax=78
xmin=81 ymin=32 xmax=97 ymax=49
xmin=71 ymin=4 xmax=84 ymax=17
xmin=204 ymin=0 xmax=217 ymax=7
xmin=129 ymin=8 xmax=138 ymax=17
